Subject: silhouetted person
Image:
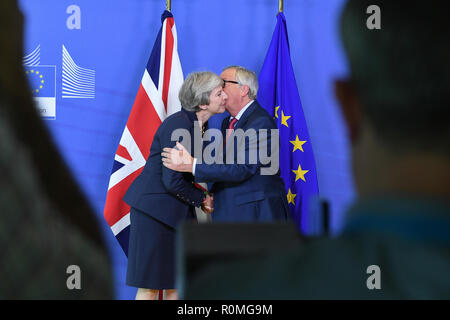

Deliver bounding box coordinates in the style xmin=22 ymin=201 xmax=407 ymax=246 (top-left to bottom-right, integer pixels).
xmin=185 ymin=0 xmax=450 ymax=299
xmin=0 ymin=0 xmax=113 ymax=299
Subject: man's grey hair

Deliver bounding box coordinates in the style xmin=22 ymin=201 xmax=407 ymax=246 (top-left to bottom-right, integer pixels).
xmin=223 ymin=65 xmax=258 ymax=100
xmin=179 ymin=71 xmax=223 ymax=112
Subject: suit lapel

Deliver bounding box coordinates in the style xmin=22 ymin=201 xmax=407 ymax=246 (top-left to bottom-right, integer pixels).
xmin=222 ymin=101 xmax=259 ymax=154
xmin=221 ymin=116 xmax=229 ymax=137
xmin=233 ymin=101 xmax=258 ymax=130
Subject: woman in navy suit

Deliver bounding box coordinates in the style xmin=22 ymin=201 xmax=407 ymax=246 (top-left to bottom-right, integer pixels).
xmin=123 ymin=72 xmax=227 ymax=300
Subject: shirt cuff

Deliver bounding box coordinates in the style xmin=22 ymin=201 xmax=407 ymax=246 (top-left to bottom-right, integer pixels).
xmin=192 ymin=158 xmax=197 ymax=176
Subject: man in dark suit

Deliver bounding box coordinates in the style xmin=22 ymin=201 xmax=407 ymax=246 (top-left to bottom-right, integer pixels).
xmin=162 ymin=66 xmax=289 ymax=222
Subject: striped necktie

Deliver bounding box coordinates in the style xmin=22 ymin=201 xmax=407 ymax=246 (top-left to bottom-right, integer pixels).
xmin=226 ymin=117 xmax=238 ymax=142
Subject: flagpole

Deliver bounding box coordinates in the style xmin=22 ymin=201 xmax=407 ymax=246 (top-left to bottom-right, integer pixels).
xmin=166 ymin=0 xmax=171 ymax=11
xmin=278 ymin=0 xmax=283 ymax=13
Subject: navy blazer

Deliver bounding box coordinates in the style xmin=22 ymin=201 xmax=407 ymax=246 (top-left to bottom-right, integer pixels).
xmin=194 ymin=101 xmax=289 ymax=222
xmin=123 ymin=108 xmax=204 ymax=228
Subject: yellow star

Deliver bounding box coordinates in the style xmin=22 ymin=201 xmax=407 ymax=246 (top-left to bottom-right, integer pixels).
xmin=292 ymin=163 xmax=309 ymax=182
xmin=274 ymin=106 xmax=280 ymax=119
xmin=287 ymin=188 xmax=296 ymax=205
xmin=280 ymin=110 xmax=291 ymax=127
xmin=290 ymin=135 xmax=307 ymax=152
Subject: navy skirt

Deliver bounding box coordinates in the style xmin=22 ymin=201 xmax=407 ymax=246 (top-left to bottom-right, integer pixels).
xmin=126 ymin=208 xmax=178 ymax=289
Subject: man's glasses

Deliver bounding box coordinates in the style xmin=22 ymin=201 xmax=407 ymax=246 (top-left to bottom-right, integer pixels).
xmin=223 ymin=80 xmax=240 ymax=87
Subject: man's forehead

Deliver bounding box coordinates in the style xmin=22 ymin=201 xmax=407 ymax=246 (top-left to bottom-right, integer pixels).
xmin=220 ymin=68 xmax=236 ymax=79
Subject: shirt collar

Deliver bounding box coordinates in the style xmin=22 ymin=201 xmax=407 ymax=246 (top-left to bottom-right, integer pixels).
xmin=231 ymin=100 xmax=254 ymax=121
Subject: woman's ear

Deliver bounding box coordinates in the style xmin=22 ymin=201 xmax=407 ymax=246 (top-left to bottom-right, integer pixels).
xmin=198 ymin=104 xmax=208 ymax=111
xmin=334 ymin=79 xmax=362 ymax=144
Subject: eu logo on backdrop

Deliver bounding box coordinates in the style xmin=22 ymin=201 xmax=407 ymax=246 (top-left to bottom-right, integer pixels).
xmin=24 ymin=65 xmax=56 ymax=120
xmin=23 ymin=42 xmax=95 ymax=120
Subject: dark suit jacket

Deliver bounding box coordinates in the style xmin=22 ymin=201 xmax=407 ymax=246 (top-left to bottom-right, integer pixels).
xmin=123 ymin=108 xmax=204 ymax=228
xmin=194 ymin=101 xmax=289 ymax=222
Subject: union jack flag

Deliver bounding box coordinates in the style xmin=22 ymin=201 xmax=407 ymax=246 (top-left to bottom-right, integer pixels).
xmin=104 ymin=10 xmax=184 ymax=256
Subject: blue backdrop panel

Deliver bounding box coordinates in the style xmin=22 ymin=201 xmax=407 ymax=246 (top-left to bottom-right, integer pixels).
xmin=19 ymin=0 xmax=355 ymax=299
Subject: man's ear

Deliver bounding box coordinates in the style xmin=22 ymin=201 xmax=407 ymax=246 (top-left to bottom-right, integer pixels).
xmin=240 ymin=84 xmax=250 ymax=97
xmin=334 ymin=79 xmax=362 ymax=143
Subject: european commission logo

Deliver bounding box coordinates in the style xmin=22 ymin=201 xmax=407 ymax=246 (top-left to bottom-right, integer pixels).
xmin=62 ymin=45 xmax=95 ymax=98
xmin=23 ymin=45 xmax=57 ymax=120
xmin=23 ymin=44 xmax=95 ymax=120
xmin=25 ymin=65 xmax=56 ymax=119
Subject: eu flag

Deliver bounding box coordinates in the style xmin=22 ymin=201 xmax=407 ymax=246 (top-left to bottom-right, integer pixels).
xmin=258 ymin=12 xmax=319 ymax=234
xmin=24 ymin=65 xmax=56 ymax=119
xmin=24 ymin=65 xmax=55 ymax=98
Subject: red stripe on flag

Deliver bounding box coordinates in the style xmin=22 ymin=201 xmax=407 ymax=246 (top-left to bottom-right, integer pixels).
xmin=162 ymin=17 xmax=174 ymax=110
xmin=127 ymin=84 xmax=162 ymax=159
xmin=103 ymin=169 xmax=142 ymax=226
xmin=116 ymin=144 xmax=132 ymax=162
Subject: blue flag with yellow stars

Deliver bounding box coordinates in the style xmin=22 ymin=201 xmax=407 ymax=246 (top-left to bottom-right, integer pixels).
xmin=24 ymin=65 xmax=56 ymax=119
xmin=258 ymin=12 xmax=319 ymax=233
